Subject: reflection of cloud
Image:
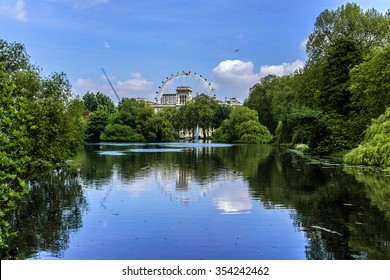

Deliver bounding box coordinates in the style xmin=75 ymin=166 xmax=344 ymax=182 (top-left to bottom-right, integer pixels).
xmin=111 ymin=168 xmax=153 ymax=198
xmin=213 ymin=181 xmax=252 ymax=214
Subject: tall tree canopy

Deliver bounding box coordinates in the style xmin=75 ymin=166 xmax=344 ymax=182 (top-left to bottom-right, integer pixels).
xmin=306 ymin=3 xmax=389 ymax=62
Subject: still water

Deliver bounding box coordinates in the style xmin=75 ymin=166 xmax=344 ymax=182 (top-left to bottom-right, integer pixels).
xmin=9 ymin=143 xmax=390 ymax=259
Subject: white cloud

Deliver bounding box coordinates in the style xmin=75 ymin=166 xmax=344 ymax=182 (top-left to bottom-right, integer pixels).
xmin=259 ymin=60 xmax=304 ymax=77
xmin=117 ymin=72 xmax=153 ymax=92
xmin=73 ymin=72 xmax=154 ymax=103
xmin=212 ymin=59 xmax=305 ymax=102
xmin=212 ymin=60 xmax=260 ymax=102
xmin=73 ymin=0 xmax=109 ymax=8
xmin=104 ymin=41 xmax=111 ymax=49
xmin=300 ymin=38 xmax=308 ymax=50
xmin=0 ymin=0 xmax=27 ymax=21
xmin=75 ymin=78 xmax=97 ymax=90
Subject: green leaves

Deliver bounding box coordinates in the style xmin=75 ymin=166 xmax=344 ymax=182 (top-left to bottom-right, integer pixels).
xmin=344 ymin=107 xmax=390 ymax=167
xmin=0 ymin=69 xmax=31 ymax=249
xmin=306 ymin=3 xmax=389 ymax=62
xmin=214 ymin=106 xmax=272 ymax=143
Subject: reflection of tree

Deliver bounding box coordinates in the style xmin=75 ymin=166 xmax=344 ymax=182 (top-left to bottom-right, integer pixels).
xmin=3 ymin=170 xmax=88 ymax=259
xmin=74 ymin=143 xmax=390 ymax=259
xmin=344 ymin=167 xmax=390 ymax=221
xmin=215 ymin=144 xmax=272 ymax=178
xmin=246 ymin=150 xmax=390 ymax=259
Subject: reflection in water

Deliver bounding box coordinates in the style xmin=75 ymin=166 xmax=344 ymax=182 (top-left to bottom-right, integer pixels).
xmin=2 ymin=170 xmax=88 ymax=259
xmin=213 ymin=180 xmax=252 ymax=214
xmin=3 ymin=143 xmax=390 ymax=259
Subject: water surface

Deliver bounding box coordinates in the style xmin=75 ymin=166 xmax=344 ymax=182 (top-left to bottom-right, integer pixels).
xmin=8 ymin=143 xmax=390 ymax=259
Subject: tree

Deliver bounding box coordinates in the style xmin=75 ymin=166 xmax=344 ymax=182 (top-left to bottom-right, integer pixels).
xmin=85 ymin=109 xmax=110 ymax=141
xmin=349 ymin=45 xmax=390 ymax=121
xmin=1 ymin=39 xmax=88 ymax=169
xmin=176 ymin=94 xmax=221 ymax=139
xmin=0 ymin=68 xmax=32 ymax=249
xmin=244 ymin=75 xmax=277 ymax=133
xmin=26 ymin=73 xmax=87 ymax=169
xmin=100 ymin=124 xmax=144 ymax=142
xmin=319 ymin=36 xmax=363 ymax=115
xmin=156 ymin=107 xmax=180 ymax=132
xmin=144 ymin=114 xmax=177 ymax=142
xmin=82 ymin=91 xmax=115 ymax=114
xmin=214 ymin=106 xmax=272 ymax=143
xmin=306 ymin=3 xmax=389 ymax=62
xmin=213 ymin=105 xmax=231 ymax=129
xmin=0 ymin=39 xmax=31 ymax=73
xmin=245 ymin=75 xmax=294 ymax=133
xmin=344 ymin=107 xmax=390 ymax=167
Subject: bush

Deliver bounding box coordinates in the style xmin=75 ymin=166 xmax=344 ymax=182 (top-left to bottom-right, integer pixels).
xmin=344 ymin=107 xmax=390 ymax=167
xmin=100 ymin=124 xmax=145 ymax=142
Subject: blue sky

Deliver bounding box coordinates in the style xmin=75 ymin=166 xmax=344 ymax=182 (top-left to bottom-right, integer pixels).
xmin=1 ymin=0 xmax=388 ymax=103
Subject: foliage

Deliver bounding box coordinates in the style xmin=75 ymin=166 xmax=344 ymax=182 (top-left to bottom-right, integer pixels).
xmin=319 ymin=36 xmax=362 ymax=115
xmin=306 ymin=3 xmax=389 ymax=62
xmin=1 ymin=39 xmax=88 ymax=248
xmin=0 ymin=40 xmax=31 ymax=73
xmin=100 ymin=124 xmax=145 ymax=142
xmin=177 ymin=94 xmax=221 ymax=139
xmin=144 ymin=113 xmax=178 ymax=142
xmin=344 ymin=107 xmax=390 ymax=167
xmin=82 ymin=91 xmax=115 ymax=114
xmin=85 ymin=108 xmax=111 ymax=142
xmin=242 ymin=4 xmax=389 ymax=160
xmin=214 ymin=106 xmax=272 ymax=143
xmin=0 ymin=68 xmax=31 ymax=249
xmin=349 ymin=45 xmax=390 ymax=121
xmin=245 ymin=75 xmax=279 ymax=133
xmin=26 ymin=77 xmax=87 ymax=169
xmin=276 ymin=107 xmax=327 ymax=149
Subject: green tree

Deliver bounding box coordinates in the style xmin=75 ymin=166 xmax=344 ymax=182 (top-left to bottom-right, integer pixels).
xmin=85 ymin=108 xmax=110 ymax=142
xmin=344 ymin=107 xmax=390 ymax=167
xmin=26 ymin=74 xmax=87 ymax=169
xmin=1 ymin=39 xmax=88 ymax=169
xmin=0 ymin=68 xmax=32 ymax=249
xmin=0 ymin=39 xmax=31 ymax=73
xmin=100 ymin=124 xmax=144 ymax=142
xmin=214 ymin=106 xmax=272 ymax=143
xmin=319 ymin=36 xmax=363 ymax=115
xmin=244 ymin=75 xmax=277 ymax=133
xmin=195 ymin=94 xmax=219 ymax=138
xmin=82 ymin=91 xmax=115 ymax=114
xmin=156 ymin=107 xmax=180 ymax=132
xmin=213 ymin=105 xmax=231 ymax=129
xmin=306 ymin=3 xmax=389 ymax=62
xmin=349 ymin=45 xmax=390 ymax=121
xmin=144 ymin=113 xmax=177 ymax=142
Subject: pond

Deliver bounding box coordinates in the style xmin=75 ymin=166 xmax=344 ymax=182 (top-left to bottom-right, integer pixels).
xmin=7 ymin=143 xmax=390 ymax=259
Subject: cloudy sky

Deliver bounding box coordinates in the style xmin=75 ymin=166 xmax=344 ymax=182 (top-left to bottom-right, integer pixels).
xmin=1 ymin=0 xmax=388 ymax=103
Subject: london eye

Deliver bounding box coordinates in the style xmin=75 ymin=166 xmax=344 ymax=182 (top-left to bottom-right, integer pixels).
xmin=155 ymin=71 xmax=214 ymax=104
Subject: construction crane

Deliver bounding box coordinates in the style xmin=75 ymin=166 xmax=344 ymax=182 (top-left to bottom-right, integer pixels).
xmin=101 ymin=68 xmax=121 ymax=102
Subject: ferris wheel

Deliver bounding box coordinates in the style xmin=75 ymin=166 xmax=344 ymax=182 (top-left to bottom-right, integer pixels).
xmin=155 ymin=71 xmax=214 ymax=104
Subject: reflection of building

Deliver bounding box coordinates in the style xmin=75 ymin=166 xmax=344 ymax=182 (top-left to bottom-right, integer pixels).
xmin=176 ymin=169 xmax=191 ymax=192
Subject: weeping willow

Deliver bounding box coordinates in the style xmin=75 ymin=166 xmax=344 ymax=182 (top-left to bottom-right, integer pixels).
xmin=344 ymin=107 xmax=390 ymax=167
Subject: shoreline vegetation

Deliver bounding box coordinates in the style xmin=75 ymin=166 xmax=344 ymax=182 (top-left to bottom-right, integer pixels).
xmin=0 ymin=2 xmax=389 ymax=251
